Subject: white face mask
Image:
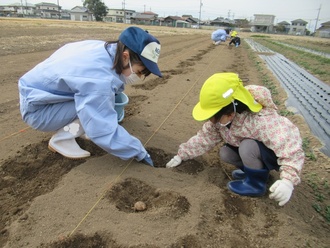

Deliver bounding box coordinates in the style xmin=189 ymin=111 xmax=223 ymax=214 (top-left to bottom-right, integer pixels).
xmin=219 ymin=101 xmax=237 ymax=127
xmin=220 ymin=120 xmax=232 ymax=127
xmin=125 ymin=60 xmax=141 ymax=84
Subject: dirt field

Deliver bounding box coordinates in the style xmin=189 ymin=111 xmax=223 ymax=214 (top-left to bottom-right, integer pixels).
xmin=0 ymin=18 xmax=329 ymax=248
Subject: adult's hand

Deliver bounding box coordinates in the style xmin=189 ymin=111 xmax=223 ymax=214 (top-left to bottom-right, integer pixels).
xmin=142 ymin=153 xmax=154 ymax=167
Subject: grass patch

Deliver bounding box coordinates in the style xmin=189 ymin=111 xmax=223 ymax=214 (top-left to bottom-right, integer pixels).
xmin=250 ymin=35 xmax=271 ymax=38
xmin=302 ymin=137 xmax=317 ymax=161
xmin=252 ymin=38 xmax=330 ymax=83
xmin=245 ymin=38 xmax=330 ymax=223
xmin=306 ymin=173 xmax=330 ymax=222
xmin=279 ymin=109 xmax=294 ymax=116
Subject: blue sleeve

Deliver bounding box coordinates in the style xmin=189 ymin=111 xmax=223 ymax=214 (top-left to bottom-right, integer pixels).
xmin=73 ymin=79 xmax=147 ymax=161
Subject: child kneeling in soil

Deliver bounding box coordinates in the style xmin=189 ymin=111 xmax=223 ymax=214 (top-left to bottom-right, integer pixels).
xmin=229 ymin=36 xmax=241 ymax=47
xmin=166 ymin=72 xmax=305 ymax=206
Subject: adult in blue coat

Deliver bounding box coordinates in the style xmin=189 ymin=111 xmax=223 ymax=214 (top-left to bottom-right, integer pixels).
xmin=18 ymin=26 xmax=162 ymax=166
xmin=211 ymin=28 xmax=230 ymax=45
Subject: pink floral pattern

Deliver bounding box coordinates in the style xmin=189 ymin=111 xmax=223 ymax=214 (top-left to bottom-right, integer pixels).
xmin=177 ymin=85 xmax=304 ymax=185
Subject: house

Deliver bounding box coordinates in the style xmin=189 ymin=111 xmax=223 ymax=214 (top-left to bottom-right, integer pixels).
xmin=35 ymin=2 xmax=61 ymax=19
xmin=130 ymin=11 xmax=158 ymax=25
xmin=122 ymin=9 xmax=136 ymax=24
xmin=163 ymin=16 xmax=187 ymax=27
xmin=276 ymin=21 xmax=290 ymax=34
xmin=210 ymin=17 xmax=233 ymax=27
xmin=315 ymin=21 xmax=330 ymax=38
xmin=234 ymin=19 xmax=250 ymax=28
xmin=289 ymin=19 xmax=308 ymax=35
xmin=60 ymin=9 xmax=71 ymax=20
xmin=250 ymin=14 xmax=275 ymax=33
xmin=141 ymin=11 xmax=158 ymax=18
xmin=105 ymin=8 xmax=136 ymax=23
xmin=104 ymin=8 xmax=124 ymax=23
xmin=163 ymin=16 xmax=190 ymax=27
xmin=182 ymin=14 xmax=200 ymax=25
xmin=175 ymin=20 xmax=191 ymax=28
xmin=0 ymin=2 xmax=35 ymax=17
xmin=70 ymin=6 xmax=93 ymax=21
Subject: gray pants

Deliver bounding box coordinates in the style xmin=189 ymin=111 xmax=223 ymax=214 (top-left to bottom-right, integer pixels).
xmin=219 ymin=139 xmax=279 ymax=170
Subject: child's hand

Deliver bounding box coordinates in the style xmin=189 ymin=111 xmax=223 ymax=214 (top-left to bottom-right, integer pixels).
xmin=166 ymin=155 xmax=182 ymax=168
xmin=269 ymin=179 xmax=294 ymax=206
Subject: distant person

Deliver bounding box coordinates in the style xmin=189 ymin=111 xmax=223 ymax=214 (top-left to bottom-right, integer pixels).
xmin=229 ymin=30 xmax=240 ymax=47
xmin=166 ymin=73 xmax=305 ymax=206
xmin=230 ymin=30 xmax=238 ymax=38
xmin=229 ymin=36 xmax=241 ymax=47
xmin=211 ymin=28 xmax=230 ymax=45
xmin=18 ymin=26 xmax=162 ymax=166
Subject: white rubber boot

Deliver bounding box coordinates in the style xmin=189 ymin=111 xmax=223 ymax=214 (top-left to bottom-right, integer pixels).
xmin=48 ymin=119 xmax=91 ymax=159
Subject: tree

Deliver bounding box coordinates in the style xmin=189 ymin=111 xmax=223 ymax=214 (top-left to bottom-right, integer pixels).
xmin=83 ymin=0 xmax=107 ymax=21
xmin=275 ymin=25 xmax=286 ymax=33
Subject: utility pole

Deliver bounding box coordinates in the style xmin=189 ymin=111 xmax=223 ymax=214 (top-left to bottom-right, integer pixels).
xmin=198 ymin=0 xmax=203 ymax=28
xmin=313 ymin=4 xmax=321 ymax=35
xmin=57 ymin=0 xmax=60 ymax=19
xmin=20 ymin=0 xmax=23 ymax=16
xmin=122 ymin=0 xmax=126 ymax=23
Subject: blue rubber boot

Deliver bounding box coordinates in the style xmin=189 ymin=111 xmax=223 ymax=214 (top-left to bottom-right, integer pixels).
xmin=232 ymin=169 xmax=245 ymax=180
xmin=227 ymin=167 xmax=269 ymax=196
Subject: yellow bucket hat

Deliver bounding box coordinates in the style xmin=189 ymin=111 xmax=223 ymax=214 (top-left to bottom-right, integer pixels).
xmin=193 ymin=73 xmax=262 ymax=121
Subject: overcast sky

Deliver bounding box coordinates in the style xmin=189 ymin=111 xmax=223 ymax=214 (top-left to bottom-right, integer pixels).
xmin=2 ymin=0 xmax=329 ymax=30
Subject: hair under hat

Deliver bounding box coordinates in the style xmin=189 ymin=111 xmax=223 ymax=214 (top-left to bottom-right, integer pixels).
xmin=119 ymin=26 xmax=162 ymax=77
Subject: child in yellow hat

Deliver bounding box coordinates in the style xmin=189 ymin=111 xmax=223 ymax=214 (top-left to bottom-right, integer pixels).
xmin=166 ymin=72 xmax=305 ymax=206
xmin=228 ymin=30 xmax=240 ymax=47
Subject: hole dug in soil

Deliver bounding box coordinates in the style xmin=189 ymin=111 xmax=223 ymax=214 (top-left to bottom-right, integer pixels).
xmin=106 ymin=177 xmax=190 ymax=219
xmin=41 ymin=148 xmax=206 ymax=247
xmin=147 ymin=147 xmax=205 ymax=175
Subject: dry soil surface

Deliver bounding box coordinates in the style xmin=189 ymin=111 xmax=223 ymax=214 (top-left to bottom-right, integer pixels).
xmin=0 ymin=19 xmax=329 ymax=248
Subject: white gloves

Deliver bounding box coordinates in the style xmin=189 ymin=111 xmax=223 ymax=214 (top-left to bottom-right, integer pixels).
xmin=166 ymin=155 xmax=182 ymax=168
xmin=269 ymin=179 xmax=294 ymax=206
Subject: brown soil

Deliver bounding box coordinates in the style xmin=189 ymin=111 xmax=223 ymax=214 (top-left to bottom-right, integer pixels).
xmin=0 ymin=18 xmax=329 ymax=248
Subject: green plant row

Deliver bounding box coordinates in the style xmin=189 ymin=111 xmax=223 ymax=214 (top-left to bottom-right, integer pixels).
xmin=244 ymin=40 xmax=330 ymax=222
xmin=253 ymin=38 xmax=330 ymax=84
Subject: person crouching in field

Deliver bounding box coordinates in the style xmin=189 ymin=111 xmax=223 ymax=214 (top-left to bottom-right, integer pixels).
xmin=229 ymin=36 xmax=241 ymax=47
xmin=18 ymin=26 xmax=162 ymax=166
xmin=211 ymin=28 xmax=230 ymax=45
xmin=166 ymin=73 xmax=305 ymax=206
xmin=228 ymin=30 xmax=240 ymax=47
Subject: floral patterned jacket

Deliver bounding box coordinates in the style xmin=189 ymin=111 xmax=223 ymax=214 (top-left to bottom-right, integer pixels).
xmin=177 ymin=85 xmax=305 ymax=185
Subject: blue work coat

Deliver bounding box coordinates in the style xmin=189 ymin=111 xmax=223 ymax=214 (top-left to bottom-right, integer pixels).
xmin=18 ymin=40 xmax=147 ymax=161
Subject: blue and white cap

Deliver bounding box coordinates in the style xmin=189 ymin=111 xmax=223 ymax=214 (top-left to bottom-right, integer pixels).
xmin=119 ymin=26 xmax=162 ymax=77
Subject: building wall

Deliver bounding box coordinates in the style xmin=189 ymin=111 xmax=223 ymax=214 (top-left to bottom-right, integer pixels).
xmin=317 ymin=30 xmax=330 ymax=38
xmin=251 ymin=14 xmax=275 ymax=33
xmin=70 ymin=13 xmax=92 ymax=21
xmin=289 ymin=21 xmax=307 ymax=35
xmin=253 ymin=14 xmax=275 ymax=25
xmin=105 ymin=9 xmax=135 ymax=23
xmin=37 ymin=5 xmax=59 ymax=11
